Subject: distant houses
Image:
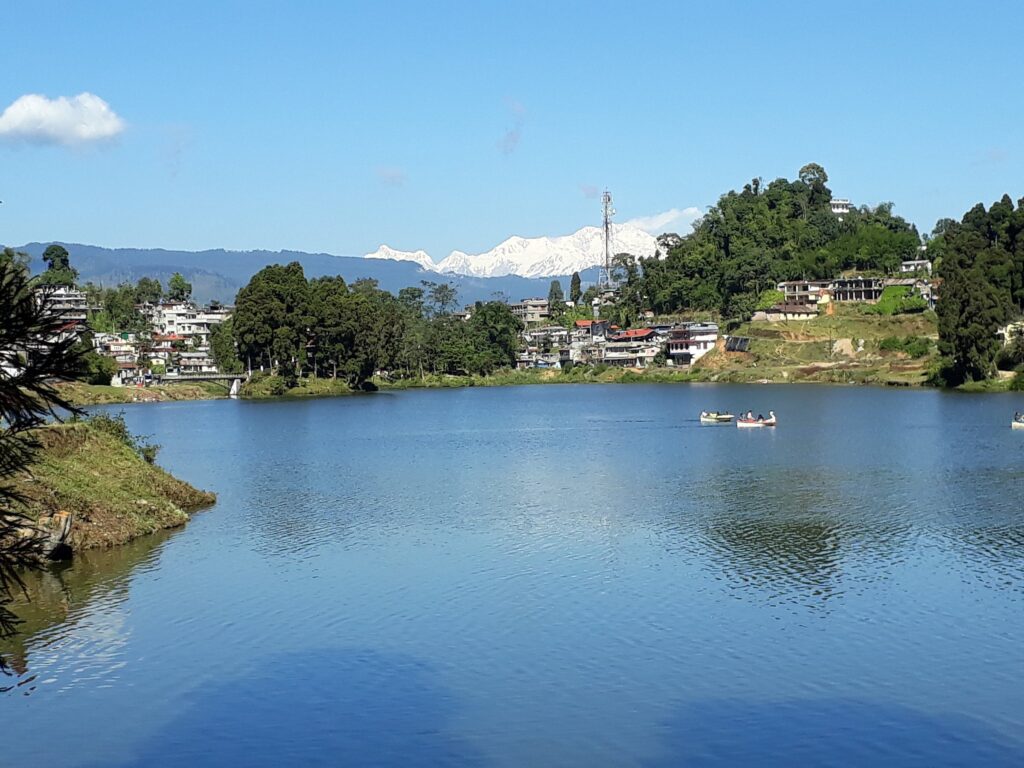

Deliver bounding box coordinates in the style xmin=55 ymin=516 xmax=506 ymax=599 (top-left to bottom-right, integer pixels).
xmin=81 ymin=298 xmax=234 ymax=386
xmin=756 ymin=273 xmax=936 ymax=322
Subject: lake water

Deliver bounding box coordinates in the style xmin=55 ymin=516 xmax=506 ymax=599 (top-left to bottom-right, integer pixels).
xmin=4 ymin=384 xmax=1024 ymax=767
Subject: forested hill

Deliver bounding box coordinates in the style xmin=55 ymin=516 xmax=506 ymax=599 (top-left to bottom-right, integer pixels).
xmin=626 ymin=164 xmax=922 ymax=318
xmin=8 ymin=242 xmax=599 ymax=306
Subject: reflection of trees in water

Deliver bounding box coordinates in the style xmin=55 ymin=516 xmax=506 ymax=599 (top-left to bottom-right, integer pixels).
xmin=0 ymin=529 xmax=175 ymax=689
xmin=660 ymin=468 xmax=913 ymax=607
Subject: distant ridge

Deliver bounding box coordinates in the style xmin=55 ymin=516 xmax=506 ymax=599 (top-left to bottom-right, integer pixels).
xmin=8 ymin=242 xmax=602 ymax=306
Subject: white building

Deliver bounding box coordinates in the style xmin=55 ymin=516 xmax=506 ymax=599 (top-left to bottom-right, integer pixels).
xmin=667 ymin=322 xmax=719 ymax=366
xmin=37 ymin=285 xmax=89 ymax=323
xmin=900 ymin=259 xmax=932 ymax=275
xmin=830 ymin=198 xmax=852 ymax=216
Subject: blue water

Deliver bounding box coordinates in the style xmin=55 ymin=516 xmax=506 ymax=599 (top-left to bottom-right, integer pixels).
xmin=4 ymin=384 xmax=1024 ymax=766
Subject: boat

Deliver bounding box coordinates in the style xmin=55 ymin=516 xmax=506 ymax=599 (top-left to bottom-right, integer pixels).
xmin=700 ymin=411 xmax=734 ymax=424
xmin=1013 ymin=418 xmax=1024 ymax=430
xmin=737 ymin=411 xmax=777 ymax=428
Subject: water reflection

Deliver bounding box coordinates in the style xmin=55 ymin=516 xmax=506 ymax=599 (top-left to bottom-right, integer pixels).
xmin=1 ymin=529 xmax=176 ymax=691
xmin=86 ymin=649 xmax=485 ymax=768
xmin=5 ymin=386 xmax=1023 ymax=766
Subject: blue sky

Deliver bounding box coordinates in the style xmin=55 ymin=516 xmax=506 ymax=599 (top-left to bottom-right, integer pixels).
xmin=2 ymin=1 xmax=1023 ymax=258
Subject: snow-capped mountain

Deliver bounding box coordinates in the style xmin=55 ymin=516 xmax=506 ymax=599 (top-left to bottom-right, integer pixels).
xmin=363 ymin=224 xmax=658 ymax=278
xmin=364 ymin=244 xmax=436 ymax=272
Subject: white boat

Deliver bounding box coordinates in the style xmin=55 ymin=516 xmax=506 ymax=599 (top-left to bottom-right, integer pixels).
xmin=700 ymin=411 xmax=734 ymax=424
xmin=1013 ymin=419 xmax=1024 ymax=430
xmin=737 ymin=412 xmax=777 ymax=428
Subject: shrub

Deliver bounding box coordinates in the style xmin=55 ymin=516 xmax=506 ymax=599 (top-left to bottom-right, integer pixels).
xmin=879 ymin=336 xmax=930 ymax=358
xmin=87 ymin=412 xmax=161 ymax=463
xmin=868 ymin=286 xmax=928 ymax=316
xmin=1010 ymin=370 xmax=1024 ymax=392
xmin=755 ymin=289 xmax=784 ymax=311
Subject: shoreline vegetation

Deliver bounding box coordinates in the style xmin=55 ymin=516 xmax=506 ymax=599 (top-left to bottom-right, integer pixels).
xmin=13 ymin=415 xmax=216 ymax=552
xmin=57 ymin=306 xmax=1023 ymax=405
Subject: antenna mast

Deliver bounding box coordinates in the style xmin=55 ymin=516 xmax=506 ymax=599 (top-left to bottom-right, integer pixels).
xmin=600 ymin=189 xmax=615 ymax=288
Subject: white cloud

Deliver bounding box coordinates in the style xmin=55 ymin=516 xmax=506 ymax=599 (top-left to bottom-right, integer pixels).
xmin=625 ymin=206 xmax=702 ymax=234
xmin=0 ymin=92 xmax=125 ymax=146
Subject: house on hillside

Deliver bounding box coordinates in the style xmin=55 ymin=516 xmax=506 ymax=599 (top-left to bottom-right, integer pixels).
xmin=666 ymin=323 xmax=718 ymax=365
xmin=756 ymin=303 xmax=819 ymax=322
xmin=509 ymin=298 xmax=550 ymax=325
xmin=899 ymin=259 xmax=932 ymax=275
xmin=777 ymin=280 xmax=832 ymax=309
xmin=602 ymin=342 xmax=661 ymax=368
xmin=831 ymin=277 xmax=884 ymax=303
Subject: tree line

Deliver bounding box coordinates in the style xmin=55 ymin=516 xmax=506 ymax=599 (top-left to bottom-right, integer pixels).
xmin=229 ymin=263 xmax=522 ymax=388
xmin=931 ymin=195 xmax=1024 ymax=384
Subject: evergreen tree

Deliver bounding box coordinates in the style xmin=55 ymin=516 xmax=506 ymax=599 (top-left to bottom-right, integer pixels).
xmin=167 ymin=273 xmax=192 ymax=302
xmin=570 ymin=271 xmax=582 ymax=304
xmin=38 ymin=244 xmax=78 ymax=286
xmin=0 ymin=260 xmax=83 ymax=659
xmin=547 ymin=280 xmax=564 ymax=318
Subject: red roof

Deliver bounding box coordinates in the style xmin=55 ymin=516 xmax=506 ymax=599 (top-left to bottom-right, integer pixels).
xmin=614 ymin=328 xmax=655 ymax=340
xmin=574 ymin=320 xmax=594 ymax=328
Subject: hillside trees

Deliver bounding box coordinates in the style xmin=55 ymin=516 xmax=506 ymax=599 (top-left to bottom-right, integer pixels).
xmin=622 ymin=165 xmax=920 ymax=318
xmin=935 ymin=196 xmax=1024 ymax=384
xmin=232 ymin=262 xmax=310 ymax=374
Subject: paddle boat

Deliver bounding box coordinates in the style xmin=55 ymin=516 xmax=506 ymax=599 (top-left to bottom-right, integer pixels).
xmin=700 ymin=411 xmax=735 ymax=424
xmin=737 ymin=410 xmax=776 ymax=428
xmin=1013 ymin=412 xmax=1024 ymax=430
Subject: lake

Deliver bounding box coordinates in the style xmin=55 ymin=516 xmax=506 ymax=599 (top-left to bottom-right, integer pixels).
xmin=4 ymin=384 xmax=1024 ymax=767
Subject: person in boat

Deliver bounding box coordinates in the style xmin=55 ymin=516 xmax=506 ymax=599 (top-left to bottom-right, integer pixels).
xmin=745 ymin=410 xmax=753 ymax=420
xmin=1016 ymin=411 xmax=1023 ymax=423
xmin=757 ymin=413 xmax=764 ymax=422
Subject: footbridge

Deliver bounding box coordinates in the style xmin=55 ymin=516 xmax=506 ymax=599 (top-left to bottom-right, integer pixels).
xmin=159 ymin=372 xmax=248 ymax=395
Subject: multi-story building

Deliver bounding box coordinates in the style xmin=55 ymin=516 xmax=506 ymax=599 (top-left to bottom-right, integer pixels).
xmin=666 ymin=322 xmax=719 ymax=366
xmin=38 ymin=285 xmax=89 ymax=323
xmin=832 ymin=277 xmax=884 ymax=303
xmin=509 ymin=298 xmax=550 ymax=325
xmin=777 ymin=280 xmax=832 ymax=308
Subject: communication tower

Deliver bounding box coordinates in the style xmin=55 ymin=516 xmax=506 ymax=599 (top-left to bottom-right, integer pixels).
xmin=599 ymin=189 xmax=616 ymax=289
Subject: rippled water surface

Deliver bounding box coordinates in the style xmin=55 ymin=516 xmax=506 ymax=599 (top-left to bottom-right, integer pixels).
xmin=4 ymin=384 xmax=1024 ymax=766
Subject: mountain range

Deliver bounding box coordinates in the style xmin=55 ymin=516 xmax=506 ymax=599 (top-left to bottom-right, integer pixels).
xmin=10 ymin=242 xmax=602 ymax=307
xmin=9 ymin=224 xmax=660 ymax=306
xmin=365 ymin=224 xmax=657 ymax=278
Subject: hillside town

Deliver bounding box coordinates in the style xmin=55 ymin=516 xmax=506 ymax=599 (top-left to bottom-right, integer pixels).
xmin=28 ymin=252 xmax=961 ymax=387
xmin=35 ymin=285 xmax=233 ymax=386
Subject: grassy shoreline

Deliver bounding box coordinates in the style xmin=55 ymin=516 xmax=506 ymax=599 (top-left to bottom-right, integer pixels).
xmin=12 ymin=420 xmax=216 ymax=551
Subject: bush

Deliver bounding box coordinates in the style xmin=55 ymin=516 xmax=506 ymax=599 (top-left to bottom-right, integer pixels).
xmin=87 ymin=412 xmax=161 ymax=463
xmin=879 ymin=336 xmax=930 ymax=358
xmin=868 ymin=286 xmax=928 ymax=316
xmin=755 ymin=289 xmax=784 ymax=311
xmin=1010 ymin=370 xmax=1024 ymax=392
xmin=80 ymin=351 xmax=117 ymax=385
